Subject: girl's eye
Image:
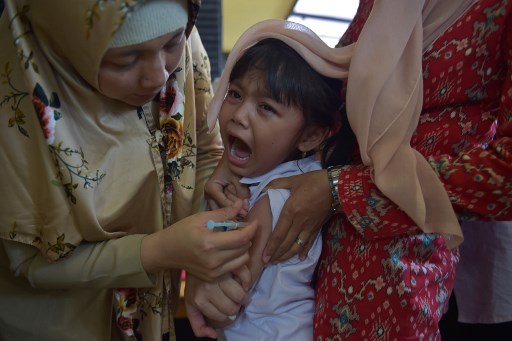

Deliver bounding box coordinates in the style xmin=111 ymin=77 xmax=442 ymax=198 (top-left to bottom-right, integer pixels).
xmin=226 ymin=89 xmax=241 ymax=99
xmin=261 ymin=103 xmax=276 ymax=114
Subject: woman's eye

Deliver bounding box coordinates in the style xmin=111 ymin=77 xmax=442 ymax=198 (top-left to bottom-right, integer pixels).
xmin=164 ymin=43 xmax=179 ymax=52
xmin=115 ymin=62 xmax=136 ymax=69
xmin=105 ymin=58 xmax=137 ymax=70
xmin=164 ymin=33 xmax=185 ymax=52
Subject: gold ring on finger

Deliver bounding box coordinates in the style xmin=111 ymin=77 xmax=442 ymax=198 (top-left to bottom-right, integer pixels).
xmin=295 ymin=237 xmax=306 ymax=247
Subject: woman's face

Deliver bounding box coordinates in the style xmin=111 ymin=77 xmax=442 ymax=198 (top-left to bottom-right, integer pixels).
xmin=98 ymin=29 xmax=186 ymax=107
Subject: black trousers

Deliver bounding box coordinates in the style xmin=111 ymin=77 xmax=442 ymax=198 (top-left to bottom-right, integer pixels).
xmin=439 ymin=294 xmax=512 ymax=341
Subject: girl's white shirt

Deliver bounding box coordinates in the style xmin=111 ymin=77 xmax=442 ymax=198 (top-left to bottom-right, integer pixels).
xmin=221 ymin=156 xmax=323 ymax=341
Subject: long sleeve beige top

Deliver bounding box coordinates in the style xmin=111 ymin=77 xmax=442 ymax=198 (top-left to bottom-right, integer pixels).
xmin=0 ymin=0 xmax=222 ymax=339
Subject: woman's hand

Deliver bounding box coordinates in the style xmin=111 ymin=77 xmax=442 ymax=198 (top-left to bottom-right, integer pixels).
xmin=185 ymin=265 xmax=251 ymax=338
xmin=205 ymin=152 xmax=250 ymax=215
xmin=141 ymin=200 xmax=257 ymax=281
xmin=262 ymin=169 xmax=333 ymax=263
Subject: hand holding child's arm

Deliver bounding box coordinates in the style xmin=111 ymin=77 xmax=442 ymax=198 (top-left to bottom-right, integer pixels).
xmin=262 ymin=170 xmax=333 ymax=263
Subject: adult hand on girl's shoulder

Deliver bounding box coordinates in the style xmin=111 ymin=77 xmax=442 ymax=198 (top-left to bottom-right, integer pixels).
xmin=205 ymin=152 xmax=250 ymax=215
xmin=185 ymin=268 xmax=251 ymax=338
xmin=140 ymin=200 xmax=257 ymax=282
xmin=262 ymin=169 xmax=333 ymax=263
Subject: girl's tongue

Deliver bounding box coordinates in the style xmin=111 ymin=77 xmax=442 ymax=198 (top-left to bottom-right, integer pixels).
xmin=230 ymin=137 xmax=251 ymax=160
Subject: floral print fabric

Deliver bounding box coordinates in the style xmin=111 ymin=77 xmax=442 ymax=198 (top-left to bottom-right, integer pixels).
xmin=315 ymin=0 xmax=512 ymax=340
xmin=0 ymin=0 xmax=222 ymax=340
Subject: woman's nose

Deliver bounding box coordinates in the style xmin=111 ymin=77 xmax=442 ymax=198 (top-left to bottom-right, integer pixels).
xmin=140 ymin=54 xmax=168 ymax=89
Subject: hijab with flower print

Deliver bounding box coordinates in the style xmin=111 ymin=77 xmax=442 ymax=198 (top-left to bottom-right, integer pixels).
xmin=0 ymin=0 xmax=208 ymax=338
xmin=208 ymin=0 xmax=478 ymax=249
xmin=0 ymin=0 xmax=201 ymax=257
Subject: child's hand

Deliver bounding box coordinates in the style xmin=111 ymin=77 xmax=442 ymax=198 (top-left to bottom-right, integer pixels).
xmin=185 ymin=271 xmax=250 ymax=338
xmin=205 ymin=152 xmax=250 ymax=216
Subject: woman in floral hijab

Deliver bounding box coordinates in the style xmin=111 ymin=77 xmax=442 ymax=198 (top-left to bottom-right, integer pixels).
xmin=0 ymin=0 xmax=257 ymax=340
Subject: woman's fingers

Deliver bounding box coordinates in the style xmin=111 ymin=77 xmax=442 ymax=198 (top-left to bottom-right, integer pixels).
xmin=298 ymin=232 xmax=316 ymax=261
xmin=198 ymin=293 xmax=240 ymax=320
xmin=232 ymin=264 xmax=251 ymax=291
xmin=262 ymin=170 xmax=332 ymax=263
xmin=185 ymin=275 xmax=243 ymax=322
xmin=168 ymin=203 xmax=257 ymax=281
xmin=261 ymin=199 xmax=294 ymax=263
xmin=206 ymin=198 xmax=244 ymax=222
xmin=205 ymin=251 xmax=251 ymax=281
xmin=209 ymin=220 xmax=257 ymax=252
xmin=219 ymin=270 xmax=250 ymax=304
xmin=185 ymin=241 xmax=251 ymax=282
xmin=261 ymin=177 xmax=295 ymax=262
xmin=193 ymin=222 xmax=258 ymax=281
xmin=143 ymin=200 xmax=258 ymax=281
xmin=186 ymin=302 xmax=218 ymax=339
xmin=275 ymin=227 xmax=315 ymax=263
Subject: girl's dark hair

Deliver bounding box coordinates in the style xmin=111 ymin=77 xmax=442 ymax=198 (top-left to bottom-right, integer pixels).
xmin=229 ymin=38 xmax=355 ymax=167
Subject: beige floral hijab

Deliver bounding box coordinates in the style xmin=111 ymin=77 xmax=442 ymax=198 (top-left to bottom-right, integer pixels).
xmin=209 ymin=0 xmax=477 ymax=249
xmin=0 ymin=0 xmax=212 ymax=338
xmin=0 ymin=0 xmax=202 ymax=258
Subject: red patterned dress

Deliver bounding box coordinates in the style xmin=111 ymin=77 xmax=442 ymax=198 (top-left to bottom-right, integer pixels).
xmin=314 ymin=0 xmax=512 ymax=340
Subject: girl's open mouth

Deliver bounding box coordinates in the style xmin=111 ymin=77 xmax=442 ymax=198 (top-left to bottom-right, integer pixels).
xmin=229 ymin=136 xmax=252 ymax=162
